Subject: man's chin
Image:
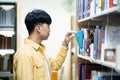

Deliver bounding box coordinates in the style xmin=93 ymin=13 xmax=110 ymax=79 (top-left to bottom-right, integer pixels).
xmin=44 ymin=37 xmax=49 ymax=40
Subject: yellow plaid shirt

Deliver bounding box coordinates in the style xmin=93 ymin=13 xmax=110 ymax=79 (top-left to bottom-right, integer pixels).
xmin=13 ymin=38 xmax=68 ymax=80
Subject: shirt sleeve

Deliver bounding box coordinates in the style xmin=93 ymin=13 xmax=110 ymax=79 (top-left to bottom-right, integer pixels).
xmin=13 ymin=54 xmax=33 ymax=80
xmin=48 ymin=45 xmax=68 ymax=71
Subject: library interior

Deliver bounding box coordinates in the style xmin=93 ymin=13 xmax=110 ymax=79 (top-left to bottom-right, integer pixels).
xmin=0 ymin=0 xmax=120 ymax=80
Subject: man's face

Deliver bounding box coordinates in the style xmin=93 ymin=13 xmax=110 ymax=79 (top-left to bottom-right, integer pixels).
xmin=39 ymin=23 xmax=50 ymax=40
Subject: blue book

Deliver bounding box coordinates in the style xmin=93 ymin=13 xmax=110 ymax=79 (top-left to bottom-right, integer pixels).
xmin=75 ymin=30 xmax=84 ymax=54
xmin=94 ymin=26 xmax=101 ymax=59
xmin=81 ymin=0 xmax=85 ymax=19
xmin=104 ymin=0 xmax=109 ymax=10
xmin=83 ymin=29 xmax=87 ymax=56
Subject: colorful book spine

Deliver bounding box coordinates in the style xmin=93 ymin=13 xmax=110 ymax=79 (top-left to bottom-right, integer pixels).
xmin=86 ymin=29 xmax=90 ymax=56
xmin=79 ymin=64 xmax=102 ymax=80
xmin=81 ymin=0 xmax=85 ymax=19
xmin=83 ymin=29 xmax=87 ymax=56
xmin=90 ymin=0 xmax=96 ymax=16
xmin=94 ymin=26 xmax=101 ymax=59
xmin=75 ymin=30 xmax=84 ymax=54
xmin=91 ymin=71 xmax=120 ymax=80
xmin=97 ymin=27 xmax=102 ymax=60
xmin=109 ymin=0 xmax=114 ymax=8
xmin=104 ymin=0 xmax=109 ymax=10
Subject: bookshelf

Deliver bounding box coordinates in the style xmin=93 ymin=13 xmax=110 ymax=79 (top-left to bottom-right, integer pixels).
xmin=78 ymin=6 xmax=120 ymax=26
xmin=0 ymin=1 xmax=17 ymax=80
xmin=75 ymin=0 xmax=120 ymax=80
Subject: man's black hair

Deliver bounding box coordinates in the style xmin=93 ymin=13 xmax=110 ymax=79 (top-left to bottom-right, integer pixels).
xmin=25 ymin=9 xmax=52 ymax=34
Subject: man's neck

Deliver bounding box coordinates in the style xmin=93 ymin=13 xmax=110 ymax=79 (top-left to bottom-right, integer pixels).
xmin=28 ymin=34 xmax=42 ymax=45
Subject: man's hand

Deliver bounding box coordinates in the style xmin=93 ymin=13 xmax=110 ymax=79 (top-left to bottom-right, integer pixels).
xmin=63 ymin=31 xmax=74 ymax=45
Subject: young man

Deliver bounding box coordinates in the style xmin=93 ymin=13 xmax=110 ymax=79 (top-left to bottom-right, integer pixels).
xmin=13 ymin=9 xmax=73 ymax=80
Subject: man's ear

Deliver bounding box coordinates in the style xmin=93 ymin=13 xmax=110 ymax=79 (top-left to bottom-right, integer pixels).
xmin=36 ymin=25 xmax=41 ymax=32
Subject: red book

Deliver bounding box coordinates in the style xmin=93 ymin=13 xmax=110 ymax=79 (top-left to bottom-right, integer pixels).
xmin=109 ymin=0 xmax=113 ymax=8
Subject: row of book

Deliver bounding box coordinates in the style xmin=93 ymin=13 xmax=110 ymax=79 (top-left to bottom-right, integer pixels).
xmin=0 ymin=34 xmax=13 ymax=49
xmin=76 ymin=0 xmax=120 ymax=20
xmin=75 ymin=25 xmax=120 ymax=62
xmin=0 ymin=6 xmax=15 ymax=26
xmin=75 ymin=27 xmax=94 ymax=57
xmin=78 ymin=64 xmax=120 ymax=80
xmin=91 ymin=70 xmax=120 ymax=80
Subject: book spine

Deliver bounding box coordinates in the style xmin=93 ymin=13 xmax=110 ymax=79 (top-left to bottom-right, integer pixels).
xmin=94 ymin=26 xmax=101 ymax=59
xmin=86 ymin=29 xmax=90 ymax=56
xmin=104 ymin=0 xmax=109 ymax=10
xmin=75 ymin=30 xmax=84 ymax=55
xmin=109 ymin=0 xmax=114 ymax=8
xmin=97 ymin=28 xmax=102 ymax=60
xmin=81 ymin=0 xmax=85 ymax=19
xmin=83 ymin=29 xmax=87 ymax=56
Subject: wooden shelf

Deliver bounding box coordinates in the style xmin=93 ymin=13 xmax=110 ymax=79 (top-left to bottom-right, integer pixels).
xmin=0 ymin=1 xmax=16 ymax=4
xmin=92 ymin=6 xmax=120 ymax=18
xmin=92 ymin=59 xmax=116 ymax=69
xmin=0 ymin=49 xmax=15 ymax=55
xmin=77 ymin=54 xmax=91 ymax=61
xmin=78 ymin=6 xmax=120 ymax=27
xmin=77 ymin=54 xmax=118 ymax=72
xmin=0 ymin=24 xmax=15 ymax=28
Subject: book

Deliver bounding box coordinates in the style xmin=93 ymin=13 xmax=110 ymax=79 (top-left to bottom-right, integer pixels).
xmin=86 ymin=29 xmax=90 ymax=56
xmin=97 ymin=28 xmax=102 ymax=60
xmin=94 ymin=26 xmax=101 ymax=59
xmin=85 ymin=0 xmax=92 ymax=17
xmin=76 ymin=0 xmax=82 ymax=20
xmin=79 ymin=64 xmax=103 ymax=80
xmin=96 ymin=0 xmax=102 ymax=14
xmin=91 ymin=71 xmax=120 ymax=80
xmin=75 ymin=30 xmax=84 ymax=54
xmin=109 ymin=0 xmax=114 ymax=8
xmin=81 ymin=0 xmax=85 ymax=19
xmin=104 ymin=0 xmax=109 ymax=10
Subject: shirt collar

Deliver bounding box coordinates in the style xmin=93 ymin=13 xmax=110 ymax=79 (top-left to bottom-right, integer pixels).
xmin=24 ymin=38 xmax=45 ymax=51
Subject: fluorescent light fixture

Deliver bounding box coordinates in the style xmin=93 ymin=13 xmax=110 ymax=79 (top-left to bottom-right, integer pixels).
xmin=0 ymin=5 xmax=14 ymax=11
xmin=0 ymin=28 xmax=15 ymax=37
xmin=0 ymin=49 xmax=15 ymax=56
xmin=0 ymin=0 xmax=16 ymax=2
xmin=0 ymin=30 xmax=14 ymax=37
